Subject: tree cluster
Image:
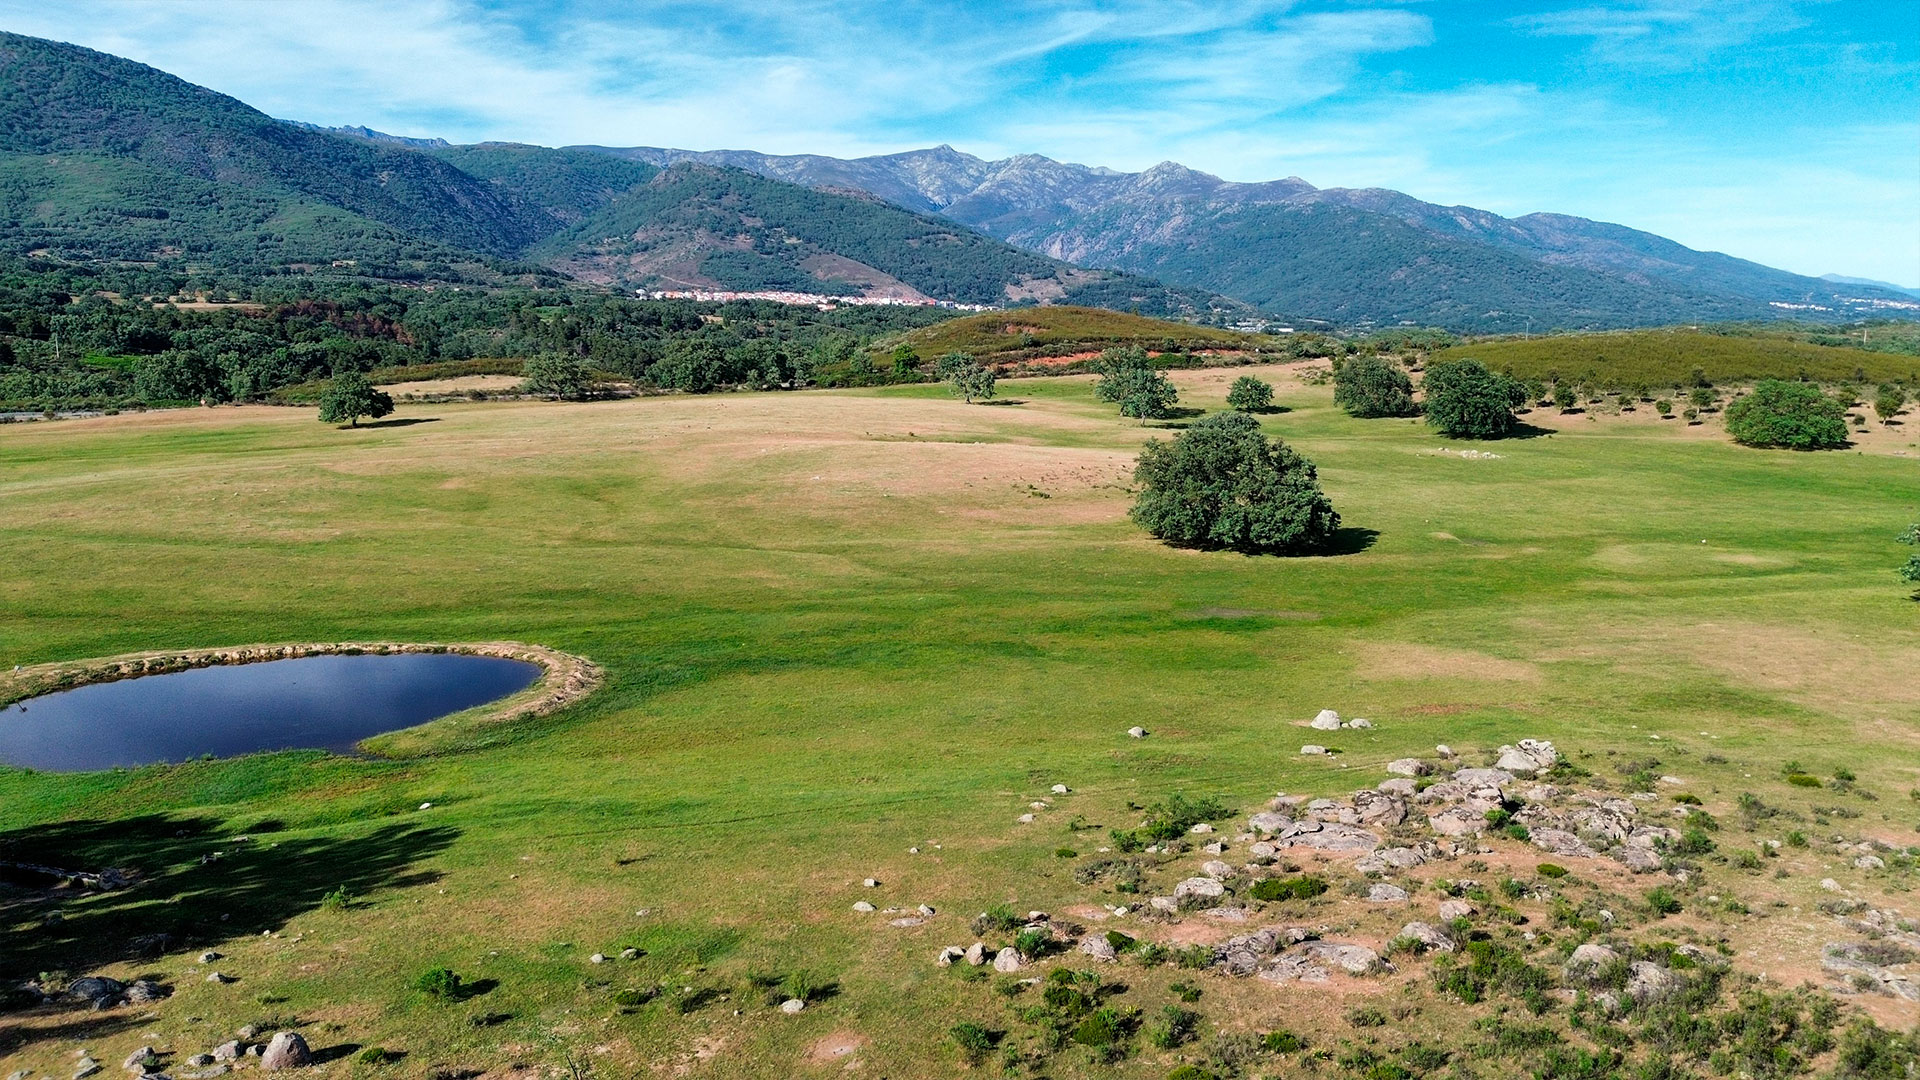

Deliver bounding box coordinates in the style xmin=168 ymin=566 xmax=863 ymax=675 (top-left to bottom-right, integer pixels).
xmin=1130 ymin=412 xmax=1340 ymax=555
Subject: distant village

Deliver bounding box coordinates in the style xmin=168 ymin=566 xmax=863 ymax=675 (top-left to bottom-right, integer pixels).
xmin=638 ymin=288 xmax=997 ymax=312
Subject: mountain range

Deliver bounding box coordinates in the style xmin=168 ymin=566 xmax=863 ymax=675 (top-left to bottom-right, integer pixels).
xmin=0 ymin=30 xmax=1909 ymax=331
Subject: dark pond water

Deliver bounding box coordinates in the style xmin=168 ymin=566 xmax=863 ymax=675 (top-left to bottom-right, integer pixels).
xmin=0 ymin=653 xmax=541 ymax=772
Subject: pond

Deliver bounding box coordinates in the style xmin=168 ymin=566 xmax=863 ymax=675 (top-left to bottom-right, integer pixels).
xmin=0 ymin=653 xmax=542 ymax=772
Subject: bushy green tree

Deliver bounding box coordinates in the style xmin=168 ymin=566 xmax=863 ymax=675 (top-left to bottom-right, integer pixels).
xmin=317 ymin=370 xmax=394 ymax=427
xmin=1875 ymin=385 xmax=1906 ymax=425
xmin=945 ymin=360 xmax=996 ymax=403
xmin=1225 ymin=374 xmax=1274 ymax=412
xmin=1422 ymin=359 xmax=1525 ymax=438
xmin=1094 ymin=347 xmax=1177 ymax=419
xmin=1552 ymin=384 xmax=1577 ymax=412
xmin=889 ymin=343 xmax=918 ymax=376
xmin=521 ymin=352 xmax=591 ymax=399
xmin=1333 ymin=355 xmax=1417 ymax=418
xmin=1724 ymin=380 xmax=1848 ymax=449
xmin=133 ymin=350 xmax=225 ymax=404
xmin=1130 ymin=412 xmax=1340 ymax=554
xmin=1899 ymin=523 xmax=1920 ymax=596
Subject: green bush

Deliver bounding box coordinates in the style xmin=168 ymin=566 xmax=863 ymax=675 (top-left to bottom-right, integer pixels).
xmin=1787 ymin=773 xmax=1822 ymax=788
xmin=1724 ymin=379 xmax=1849 ymax=449
xmin=1225 ymin=374 xmax=1274 ymax=412
xmin=1333 ymin=355 xmax=1417 ymax=418
xmin=1247 ymin=875 xmax=1328 ymax=902
xmin=950 ymin=1022 xmax=993 ymax=1065
xmin=1070 ymin=1005 xmax=1133 ymax=1047
xmin=413 ymin=966 xmax=463 ymax=1000
xmin=521 ymin=352 xmax=592 ymax=400
xmin=1536 ymin=863 xmax=1569 ymax=879
xmin=1094 ymin=346 xmax=1177 ymax=419
xmin=1145 ymin=1004 xmax=1199 ymax=1049
xmin=1166 ymin=1067 xmax=1217 ymax=1080
xmin=1109 ymin=792 xmax=1230 ymax=850
xmin=1422 ymin=358 xmax=1525 ymax=438
xmin=1129 ymin=413 xmax=1340 ymax=555
xmin=1875 ymin=385 xmax=1906 ymax=424
xmin=1647 ymin=887 xmax=1683 ymax=916
xmin=356 ymin=1048 xmax=401 ymax=1066
xmin=1263 ymin=1030 xmax=1304 ymax=1052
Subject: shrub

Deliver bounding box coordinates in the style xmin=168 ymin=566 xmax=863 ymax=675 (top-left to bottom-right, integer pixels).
xmin=1345 ymin=1005 xmax=1388 ymax=1027
xmin=1537 ymin=863 xmax=1569 ymax=879
xmin=1166 ymin=1067 xmax=1217 ymax=1080
xmin=521 ymin=352 xmax=591 ymax=400
xmin=1656 ymin=398 xmax=1673 ymax=416
xmin=972 ymin=904 xmax=1021 ymax=934
xmin=950 ymin=1022 xmax=994 ymax=1065
xmin=1130 ymin=413 xmax=1340 ymax=554
xmin=1674 ymin=827 xmax=1716 ymax=855
xmin=1105 ymin=930 xmax=1138 ymax=953
xmin=1553 ymin=384 xmax=1577 ymax=412
xmin=1264 ymin=1030 xmax=1304 ymax=1052
xmin=1070 ymin=1005 xmax=1133 ymax=1048
xmin=1109 ymin=792 xmax=1230 ymax=850
xmin=414 ymin=966 xmax=463 ymax=1000
xmin=356 ymin=1048 xmax=402 ymax=1066
xmin=1225 ymin=375 xmax=1274 ymax=412
xmin=1647 ymin=887 xmax=1683 ymax=916
xmin=1724 ymin=379 xmax=1849 ymax=449
xmin=1145 ymin=1004 xmax=1200 ymax=1049
xmin=1055 ymin=847 xmax=1077 ymax=858
xmin=1247 ymin=875 xmax=1328 ymax=902
xmin=1689 ymin=385 xmax=1717 ymax=410
xmin=320 ymin=885 xmax=353 ymax=910
xmin=1333 ymin=355 xmax=1417 ymax=418
xmin=1875 ymin=385 xmax=1907 ymax=424
xmin=1014 ymin=927 xmax=1052 ymax=959
xmin=1422 ymin=358 xmax=1525 ymax=438
xmin=1787 ymin=773 xmax=1822 ymax=788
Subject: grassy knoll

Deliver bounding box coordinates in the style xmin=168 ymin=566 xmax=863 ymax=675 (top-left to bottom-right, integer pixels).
xmin=2 ymin=368 xmax=1918 ymax=1077
xmin=1432 ymin=328 xmax=1919 ymax=387
xmin=888 ymin=305 xmax=1270 ymax=363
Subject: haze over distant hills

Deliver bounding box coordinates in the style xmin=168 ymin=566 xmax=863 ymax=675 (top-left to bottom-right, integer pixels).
xmin=0 ymin=30 xmax=1910 ymax=331
xmin=583 ymin=145 xmax=1919 ymax=331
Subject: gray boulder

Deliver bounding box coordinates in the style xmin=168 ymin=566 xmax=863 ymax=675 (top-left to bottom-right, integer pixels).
xmin=1437 ymin=899 xmax=1476 ymax=921
xmin=1247 ymin=811 xmax=1292 ymax=833
xmin=1386 ymin=758 xmax=1430 ymax=777
xmin=779 ymin=998 xmax=806 ymax=1014
xmin=65 ymin=977 xmax=124 ymax=1006
xmin=1367 ymin=883 xmax=1409 ymax=903
xmin=1174 ymin=877 xmax=1226 ymax=900
xmin=209 ymin=1045 xmax=241 ymax=1064
xmin=259 ymin=1034 xmax=310 ymax=1071
xmin=992 ymin=947 xmax=1022 ymax=972
xmin=1627 ymin=961 xmax=1678 ymax=1005
xmin=1397 ymin=921 xmax=1455 ymax=953
xmin=1495 ymin=740 xmax=1559 ymax=775
xmin=1309 ymin=709 xmax=1342 ymax=731
xmin=1078 ymin=936 xmax=1117 ymax=962
xmin=1566 ymin=943 xmax=1620 ymax=981
xmin=1452 ymin=767 xmax=1515 ymax=788
xmin=1530 ymin=829 xmax=1596 ymax=859
xmin=1201 ymin=860 xmax=1233 ymax=880
xmin=1300 ymin=745 xmax=1327 ymax=756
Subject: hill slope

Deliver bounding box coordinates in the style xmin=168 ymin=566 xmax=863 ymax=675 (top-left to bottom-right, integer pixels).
xmin=1433 ymin=328 xmax=1919 ymax=386
xmin=592 ymin=144 xmax=1919 ymax=331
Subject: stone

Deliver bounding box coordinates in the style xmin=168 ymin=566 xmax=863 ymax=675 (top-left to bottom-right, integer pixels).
xmin=852 ymin=901 xmax=876 ymax=912
xmin=1566 ymin=943 xmax=1620 ymax=980
xmin=259 ymin=1034 xmax=310 ymax=1072
xmin=244 ymin=1048 xmax=262 ymax=1060
xmin=779 ymin=998 xmax=806 ymax=1014
xmin=589 ymin=953 xmax=607 ymax=964
xmin=1437 ymin=899 xmax=1475 ymax=921
xmin=889 ymin=917 xmax=924 ymax=928
xmin=1386 ymin=758 xmax=1431 ymax=777
xmin=122 ymin=1049 xmax=156 ymax=1072
xmin=1148 ymin=896 xmax=1179 ymax=914
xmin=1174 ymin=877 xmax=1226 ymax=900
xmin=1530 ymin=829 xmax=1597 ymax=859
xmin=1427 ymin=808 xmax=1483 ymax=837
xmin=1494 ymin=739 xmax=1559 ymax=775
xmin=937 ymin=946 xmax=964 ymax=967
xmin=1436 ymin=744 xmax=1455 ymax=758
xmin=125 ymin=980 xmax=167 ymax=1004
xmin=1248 ymin=811 xmax=1292 ymax=833
xmin=1397 ymin=921 xmax=1455 ymax=953
xmin=185 ymin=1060 xmax=212 ymax=1071
xmin=1345 ymin=718 xmax=1373 ymax=730
xmin=1190 ymin=822 xmax=1214 ymax=834
xmin=1247 ymin=841 xmax=1277 ymax=860
xmin=1078 ymin=935 xmax=1117 ymax=962
xmin=965 ymin=942 xmax=987 ymax=966
xmin=1627 ymin=962 xmax=1678 ymax=1005
xmin=918 ymin=904 xmax=936 ymax=916
xmin=1201 ymin=860 xmax=1233 ymax=879
xmin=1300 ymin=941 xmax=1388 ymax=975
xmin=73 ymin=1063 xmax=100 ymax=1080
xmin=205 ymin=972 xmax=234 ymax=984
xmin=1275 ymin=821 xmax=1379 ymax=853
xmin=1202 ymin=841 xmax=1226 ymax=855
xmin=1300 ymin=745 xmax=1327 ymax=756
xmin=993 ymin=947 xmax=1022 ymax=972
xmin=1017 ymin=814 xmax=1035 ymax=824
xmin=9 ymin=1071 xmax=31 ymax=1080
xmin=1203 ymin=907 xmax=1249 ymax=922
xmin=1051 ymin=784 xmax=1070 ymax=794
xmin=1377 ymin=778 xmax=1418 ymax=797
xmin=1822 ymin=878 xmax=1843 ymax=893
xmin=1856 ymin=855 xmax=1887 ymax=870
xmin=1355 ymin=846 xmax=1427 ymax=873
xmin=236 ymin=1025 xmax=260 ymax=1040
xmin=1367 ymin=883 xmax=1409 ymax=903
xmin=1618 ymin=846 xmax=1664 ymax=873
xmin=1127 ymin=727 xmax=1147 ymax=739
xmin=1452 ymin=767 xmax=1515 ymax=787
xmin=209 ymin=1045 xmax=240 ymax=1064
xmin=1309 ymin=709 xmax=1342 ymax=730
xmin=862 ymin=878 xmax=879 ymax=887
xmin=621 ymin=947 xmax=639 ymax=960
xmin=65 ymin=977 xmax=124 ymax=1005
xmin=198 ymin=952 xmax=221 ymax=964
xmin=1353 ymin=790 xmax=1408 ymax=828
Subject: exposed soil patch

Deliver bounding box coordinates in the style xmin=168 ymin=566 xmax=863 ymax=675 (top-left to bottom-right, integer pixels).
xmin=805 ymin=1030 xmax=867 ymax=1064
xmin=1361 ymin=642 xmax=1543 ymax=683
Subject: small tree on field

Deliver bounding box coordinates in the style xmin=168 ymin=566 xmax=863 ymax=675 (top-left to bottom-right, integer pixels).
xmin=1093 ymin=347 xmax=1177 ymax=420
xmin=1875 ymin=385 xmax=1906 ymax=425
xmin=1899 ymin=523 xmax=1920 ymax=598
xmin=1130 ymin=412 xmax=1340 ymax=554
xmin=1332 ymin=355 xmax=1416 ymax=418
xmin=1552 ymin=384 xmax=1577 ymax=413
xmin=522 ymin=352 xmax=591 ymax=400
xmin=1422 ymin=359 xmax=1525 ymax=439
xmin=1655 ymin=398 xmax=1673 ymax=417
xmin=890 ymin=343 xmax=919 ymax=377
xmin=945 ymin=360 xmax=996 ymax=403
xmin=317 ymin=370 xmax=394 ymax=427
xmin=1225 ymin=375 xmax=1273 ymax=412
xmin=1689 ymin=386 xmax=1717 ymax=411
xmin=1724 ymin=380 xmax=1848 ymax=449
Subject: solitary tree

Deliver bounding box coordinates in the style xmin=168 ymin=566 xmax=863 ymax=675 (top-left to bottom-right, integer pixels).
xmin=1422 ymin=359 xmax=1525 ymax=438
xmin=1332 ymin=356 xmax=1417 ymax=418
xmin=890 ymin=343 xmax=919 ymax=377
xmin=946 ymin=360 xmax=996 ymax=403
xmin=1900 ymin=522 xmax=1920 ymax=597
xmin=317 ymin=370 xmax=394 ymax=427
xmin=1130 ymin=412 xmax=1340 ymax=554
xmin=521 ymin=352 xmax=591 ymax=400
xmin=1875 ymin=385 xmax=1906 ymax=425
xmin=1225 ymin=375 xmax=1274 ymax=412
xmin=1094 ymin=348 xmax=1177 ymax=420
xmin=1552 ymin=384 xmax=1577 ymax=413
xmin=1723 ymin=380 xmax=1848 ymax=449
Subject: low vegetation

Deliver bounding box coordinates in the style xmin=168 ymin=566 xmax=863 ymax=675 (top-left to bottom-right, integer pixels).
xmin=1431 ymin=327 xmax=1919 ymax=387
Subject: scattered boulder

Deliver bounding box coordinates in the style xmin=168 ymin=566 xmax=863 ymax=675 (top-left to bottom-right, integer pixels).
xmin=1495 ymin=740 xmax=1559 ymax=776
xmin=1618 ymin=846 xmax=1664 ymax=873
xmin=1377 ymin=777 xmax=1418 ymax=797
xmin=889 ymin=917 xmax=924 ymax=928
xmin=965 ymin=942 xmax=987 ymax=966
xmin=65 ymin=977 xmax=124 ymax=1006
xmin=1345 ymin=718 xmax=1373 ymax=730
xmin=1367 ymin=883 xmax=1409 ymax=903
xmin=72 ymin=1061 xmax=100 ymax=1080
xmin=1201 ymin=860 xmax=1233 ymax=879
xmin=1436 ymin=744 xmax=1455 ymax=759
xmin=1309 ymin=709 xmax=1342 ymax=731
xmin=1452 ymin=767 xmax=1515 ymax=788
xmin=852 ymin=901 xmax=875 ymax=913
xmin=1248 ymin=811 xmax=1292 ymax=833
xmin=1437 ymin=899 xmax=1476 ymax=921
xmin=1356 ymin=846 xmax=1427 ymax=873
xmin=1856 ymin=855 xmax=1887 ymax=870
xmin=1189 ymin=823 xmax=1214 ymax=835
xmin=205 ymin=972 xmax=234 ymax=985
xmin=589 ymin=953 xmax=607 ymax=964
xmin=993 ymin=947 xmax=1022 ymax=972
xmin=183 ymin=1061 xmax=212 ymax=1071
xmin=779 ymin=998 xmax=806 ymax=1014
xmin=862 ymin=878 xmax=879 ymax=887
xmin=1427 ymin=808 xmax=1483 ymax=838
xmin=122 ymin=1048 xmax=157 ymax=1073
xmin=1300 ymin=745 xmax=1327 ymax=756
xmin=1386 ymin=758 xmax=1430 ymax=777
xmin=937 ymin=946 xmax=965 ymax=967
xmin=1530 ymin=829 xmax=1596 ymax=859
xmin=1051 ymin=784 xmax=1070 ymax=794
xmin=1824 ymin=944 xmax=1920 ymax=1000
xmin=1397 ymin=922 xmax=1455 ymax=953
xmin=1148 ymin=896 xmax=1179 ymax=915
xmin=1626 ymin=961 xmax=1678 ymax=1005
xmin=1174 ymin=877 xmax=1226 ymax=900
xmin=198 ymin=952 xmax=221 ymax=964
xmin=1353 ymin=790 xmax=1408 ymax=828
xmin=1078 ymin=936 xmax=1117 ymax=962
xmin=621 ymin=947 xmax=640 ymax=960
xmin=209 ymin=1045 xmax=241 ymax=1064
xmin=258 ymin=1034 xmax=310 ymax=1072
xmin=1300 ymin=941 xmax=1389 ymax=976
xmin=124 ymin=980 xmax=167 ymax=1004
xmin=1127 ymin=727 xmax=1147 ymax=739
xmin=1274 ymin=821 xmax=1379 ymax=854
xmin=1566 ymin=943 xmax=1620 ymax=981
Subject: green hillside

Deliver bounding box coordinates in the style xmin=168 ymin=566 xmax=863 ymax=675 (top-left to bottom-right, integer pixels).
xmin=1432 ymin=327 xmax=1920 ymax=387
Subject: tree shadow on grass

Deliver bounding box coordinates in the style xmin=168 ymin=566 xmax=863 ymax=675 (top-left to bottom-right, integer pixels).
xmin=0 ymin=816 xmax=458 ymax=1053
xmin=1312 ymin=527 xmax=1381 ymax=557
xmin=976 ymin=399 xmax=1028 ymax=407
xmin=352 ymin=417 xmax=441 ymax=429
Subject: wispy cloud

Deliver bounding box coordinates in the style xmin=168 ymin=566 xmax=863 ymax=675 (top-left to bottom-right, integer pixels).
xmin=1510 ymin=0 xmax=1808 ymax=65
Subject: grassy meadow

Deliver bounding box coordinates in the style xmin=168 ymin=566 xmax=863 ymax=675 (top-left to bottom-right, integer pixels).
xmin=2 ymin=365 xmax=1919 ymax=1077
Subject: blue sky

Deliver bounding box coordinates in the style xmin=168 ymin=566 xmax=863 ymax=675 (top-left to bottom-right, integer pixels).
xmin=3 ymin=0 xmax=1915 ymax=284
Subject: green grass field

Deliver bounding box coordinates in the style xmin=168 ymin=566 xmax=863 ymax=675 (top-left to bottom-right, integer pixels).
xmin=3 ymin=367 xmax=1918 ymax=1077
